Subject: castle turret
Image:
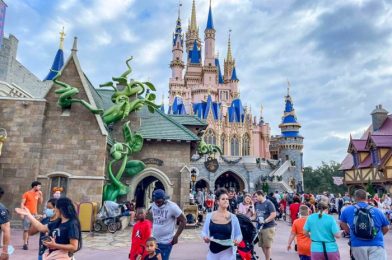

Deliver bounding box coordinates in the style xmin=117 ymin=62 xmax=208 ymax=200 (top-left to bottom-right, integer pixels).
xmin=169 ymin=3 xmax=187 ymax=110
xmin=44 ymin=27 xmax=65 ymax=80
xmin=278 ymin=83 xmax=304 ymax=189
xmin=204 ymin=0 xmax=215 ymax=67
xmin=170 ymin=4 xmax=184 ymax=81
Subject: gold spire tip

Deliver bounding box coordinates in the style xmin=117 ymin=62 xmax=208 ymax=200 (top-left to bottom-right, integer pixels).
xmin=59 ymin=26 xmax=66 ymax=50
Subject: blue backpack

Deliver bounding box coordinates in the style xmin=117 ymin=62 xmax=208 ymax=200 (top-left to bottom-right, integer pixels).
xmin=353 ymin=204 xmax=375 ymax=240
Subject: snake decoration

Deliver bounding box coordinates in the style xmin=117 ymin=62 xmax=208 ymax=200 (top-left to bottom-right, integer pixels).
xmin=99 ymin=57 xmax=159 ymax=125
xmin=53 ymin=71 xmax=104 ymax=114
xmin=103 ymin=121 xmax=146 ymax=201
xmin=197 ymin=139 xmax=222 ymax=157
xmin=53 ymin=57 xmax=159 ymax=202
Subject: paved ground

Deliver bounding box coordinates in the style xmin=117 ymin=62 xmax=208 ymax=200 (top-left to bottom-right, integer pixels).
xmin=7 ymin=219 xmax=392 ymax=259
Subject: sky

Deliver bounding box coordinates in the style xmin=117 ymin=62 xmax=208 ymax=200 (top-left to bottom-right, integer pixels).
xmin=4 ymin=0 xmax=392 ymax=167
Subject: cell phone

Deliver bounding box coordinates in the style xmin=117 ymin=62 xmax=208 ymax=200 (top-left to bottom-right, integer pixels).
xmin=41 ymin=235 xmax=51 ymax=243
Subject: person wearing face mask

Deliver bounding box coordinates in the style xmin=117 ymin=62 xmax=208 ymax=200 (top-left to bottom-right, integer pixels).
xmin=28 ymin=198 xmax=58 ymax=260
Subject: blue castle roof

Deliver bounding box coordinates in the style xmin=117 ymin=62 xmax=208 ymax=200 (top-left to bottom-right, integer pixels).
xmin=215 ymin=58 xmax=224 ymax=84
xmin=172 ymin=18 xmax=183 ymax=47
xmin=231 ymin=66 xmax=238 ymax=81
xmin=189 ymin=40 xmax=201 ymax=64
xmin=280 ymin=95 xmax=300 ymax=137
xmin=228 ymin=98 xmax=245 ymax=123
xmin=193 ymin=94 xmax=220 ymax=120
xmin=206 ymin=4 xmax=214 ymax=30
xmin=170 ymin=96 xmax=186 ymax=115
xmin=44 ymin=48 xmax=64 ymax=80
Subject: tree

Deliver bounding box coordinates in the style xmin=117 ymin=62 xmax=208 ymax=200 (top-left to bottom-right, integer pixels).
xmin=303 ymin=161 xmax=347 ymax=194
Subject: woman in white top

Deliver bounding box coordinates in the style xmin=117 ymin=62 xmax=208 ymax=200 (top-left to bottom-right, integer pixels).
xmin=237 ymin=193 xmax=255 ymax=219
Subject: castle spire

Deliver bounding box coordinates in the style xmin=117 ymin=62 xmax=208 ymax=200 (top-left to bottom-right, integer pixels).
xmin=190 ymin=0 xmax=197 ymax=31
xmin=206 ymin=0 xmax=214 ymax=30
xmin=226 ymin=29 xmax=233 ymax=62
xmin=43 ymin=27 xmax=65 ymax=80
xmin=279 ymin=83 xmax=301 ymax=137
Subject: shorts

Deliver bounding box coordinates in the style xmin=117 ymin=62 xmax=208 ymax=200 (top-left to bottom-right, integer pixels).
xmin=351 ymin=246 xmax=386 ymax=260
xmin=258 ymin=227 xmax=276 ymax=248
xmin=23 ymin=215 xmax=32 ymax=231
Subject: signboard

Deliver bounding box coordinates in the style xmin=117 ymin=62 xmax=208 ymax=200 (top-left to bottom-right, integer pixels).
xmin=142 ymin=158 xmax=163 ymax=166
xmin=204 ymin=157 xmax=219 ymax=173
xmin=333 ymin=176 xmax=344 ymax=186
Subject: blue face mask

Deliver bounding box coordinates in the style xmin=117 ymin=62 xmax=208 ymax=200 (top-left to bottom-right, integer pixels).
xmin=44 ymin=208 xmax=55 ymax=218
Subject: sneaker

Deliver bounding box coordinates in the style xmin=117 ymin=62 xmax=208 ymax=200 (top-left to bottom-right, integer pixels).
xmin=22 ymin=244 xmax=28 ymax=250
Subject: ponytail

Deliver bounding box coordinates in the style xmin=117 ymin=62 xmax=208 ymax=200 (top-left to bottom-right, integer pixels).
xmin=317 ymin=201 xmax=328 ymax=219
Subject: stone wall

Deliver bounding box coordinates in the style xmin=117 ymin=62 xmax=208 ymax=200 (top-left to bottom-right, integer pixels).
xmin=38 ymin=57 xmax=107 ymax=204
xmin=0 ymin=97 xmax=46 ymax=217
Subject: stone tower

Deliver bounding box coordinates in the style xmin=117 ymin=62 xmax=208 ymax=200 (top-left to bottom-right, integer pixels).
xmin=278 ymin=85 xmax=304 ymax=189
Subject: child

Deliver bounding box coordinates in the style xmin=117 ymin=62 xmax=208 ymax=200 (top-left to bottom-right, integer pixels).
xmin=143 ymin=237 xmax=162 ymax=260
xmin=129 ymin=208 xmax=152 ymax=260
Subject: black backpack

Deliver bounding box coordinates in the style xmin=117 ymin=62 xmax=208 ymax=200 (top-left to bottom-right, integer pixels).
xmin=186 ymin=213 xmax=196 ymax=224
xmin=353 ymin=204 xmax=375 ymax=240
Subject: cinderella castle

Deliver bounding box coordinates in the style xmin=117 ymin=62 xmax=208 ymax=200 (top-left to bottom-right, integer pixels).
xmin=165 ymin=1 xmax=304 ymax=193
xmin=0 ymin=0 xmax=305 ymax=213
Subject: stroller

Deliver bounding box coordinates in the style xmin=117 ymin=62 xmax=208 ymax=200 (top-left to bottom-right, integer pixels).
xmin=236 ymin=214 xmax=262 ymax=260
xmin=93 ymin=201 xmax=123 ymax=233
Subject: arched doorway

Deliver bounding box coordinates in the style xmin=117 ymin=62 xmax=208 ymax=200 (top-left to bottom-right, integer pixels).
xmin=195 ymin=179 xmax=209 ymax=191
xmin=134 ymin=176 xmax=164 ymax=208
xmin=128 ymin=167 xmax=174 ymax=208
xmin=214 ymin=171 xmax=245 ymax=192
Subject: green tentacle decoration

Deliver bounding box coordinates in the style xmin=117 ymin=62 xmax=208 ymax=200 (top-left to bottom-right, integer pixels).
xmin=53 ymin=71 xmax=104 ymax=114
xmin=103 ymin=121 xmax=146 ymax=201
xmin=99 ymin=57 xmax=159 ymax=125
xmin=197 ymin=139 xmax=222 ymax=157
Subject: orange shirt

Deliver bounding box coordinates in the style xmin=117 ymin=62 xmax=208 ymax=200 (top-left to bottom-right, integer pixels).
xmin=291 ymin=217 xmax=311 ymax=256
xmin=22 ymin=190 xmax=39 ymax=214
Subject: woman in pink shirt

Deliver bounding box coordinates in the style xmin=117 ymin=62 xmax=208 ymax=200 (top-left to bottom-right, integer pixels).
xmin=238 ymin=193 xmax=255 ymax=219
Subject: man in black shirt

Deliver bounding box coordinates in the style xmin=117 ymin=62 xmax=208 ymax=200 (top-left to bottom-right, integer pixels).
xmin=228 ymin=188 xmax=238 ymax=214
xmin=0 ymin=186 xmax=10 ymax=260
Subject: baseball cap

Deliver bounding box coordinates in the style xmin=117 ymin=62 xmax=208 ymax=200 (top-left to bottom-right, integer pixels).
xmin=153 ymin=189 xmax=169 ymax=201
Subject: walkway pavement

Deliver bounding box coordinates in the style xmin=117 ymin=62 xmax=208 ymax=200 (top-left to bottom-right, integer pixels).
xmin=8 ymin=220 xmax=392 ymax=259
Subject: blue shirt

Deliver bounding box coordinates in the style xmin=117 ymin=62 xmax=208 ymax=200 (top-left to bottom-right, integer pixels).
xmin=303 ymin=213 xmax=340 ymax=253
xmin=340 ymin=202 xmax=389 ymax=247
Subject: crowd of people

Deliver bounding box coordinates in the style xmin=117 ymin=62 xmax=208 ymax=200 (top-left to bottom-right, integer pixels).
xmin=0 ymin=181 xmax=391 ymax=260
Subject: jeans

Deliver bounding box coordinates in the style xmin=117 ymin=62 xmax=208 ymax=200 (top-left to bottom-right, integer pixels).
xmin=38 ymin=255 xmax=43 ymax=260
xmin=299 ymin=255 xmax=311 ymax=260
xmin=158 ymin=243 xmax=173 ymax=260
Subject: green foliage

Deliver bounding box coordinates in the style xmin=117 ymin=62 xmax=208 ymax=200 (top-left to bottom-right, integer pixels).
xmin=366 ymin=180 xmax=376 ymax=196
xmin=262 ymin=182 xmax=269 ymax=193
xmin=303 ymin=161 xmax=347 ymax=194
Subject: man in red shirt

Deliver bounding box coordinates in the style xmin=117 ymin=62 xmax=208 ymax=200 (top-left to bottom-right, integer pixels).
xmin=289 ymin=196 xmax=301 ymax=224
xmin=129 ymin=208 xmax=152 ymax=260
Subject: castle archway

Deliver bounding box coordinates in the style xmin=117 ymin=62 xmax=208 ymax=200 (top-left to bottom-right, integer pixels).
xmin=129 ymin=168 xmax=173 ymax=208
xmin=214 ymin=171 xmax=246 ymax=192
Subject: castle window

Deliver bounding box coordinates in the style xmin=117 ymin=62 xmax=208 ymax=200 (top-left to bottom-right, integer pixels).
xmin=370 ymin=148 xmax=379 ymax=166
xmin=231 ymin=136 xmax=239 ymax=156
xmin=176 ymin=57 xmax=179 ymax=60
xmin=221 ymin=135 xmax=226 ymax=154
xmin=204 ymin=129 xmax=216 ymax=145
xmin=242 ymin=134 xmax=250 ymax=156
xmin=285 ymin=155 xmax=289 ymax=161
xmin=352 ymin=152 xmax=359 ymax=167
xmin=50 ymin=176 xmax=68 ymax=196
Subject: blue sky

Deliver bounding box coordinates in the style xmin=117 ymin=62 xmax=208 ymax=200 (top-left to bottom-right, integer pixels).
xmin=5 ymin=0 xmax=392 ymax=167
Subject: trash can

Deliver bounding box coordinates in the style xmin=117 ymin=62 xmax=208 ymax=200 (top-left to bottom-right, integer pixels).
xmin=78 ymin=202 xmax=99 ymax=232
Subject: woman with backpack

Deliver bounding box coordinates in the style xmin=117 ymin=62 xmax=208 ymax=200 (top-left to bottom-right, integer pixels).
xmin=16 ymin=197 xmax=82 ymax=260
xmin=303 ymin=196 xmax=341 ymax=260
